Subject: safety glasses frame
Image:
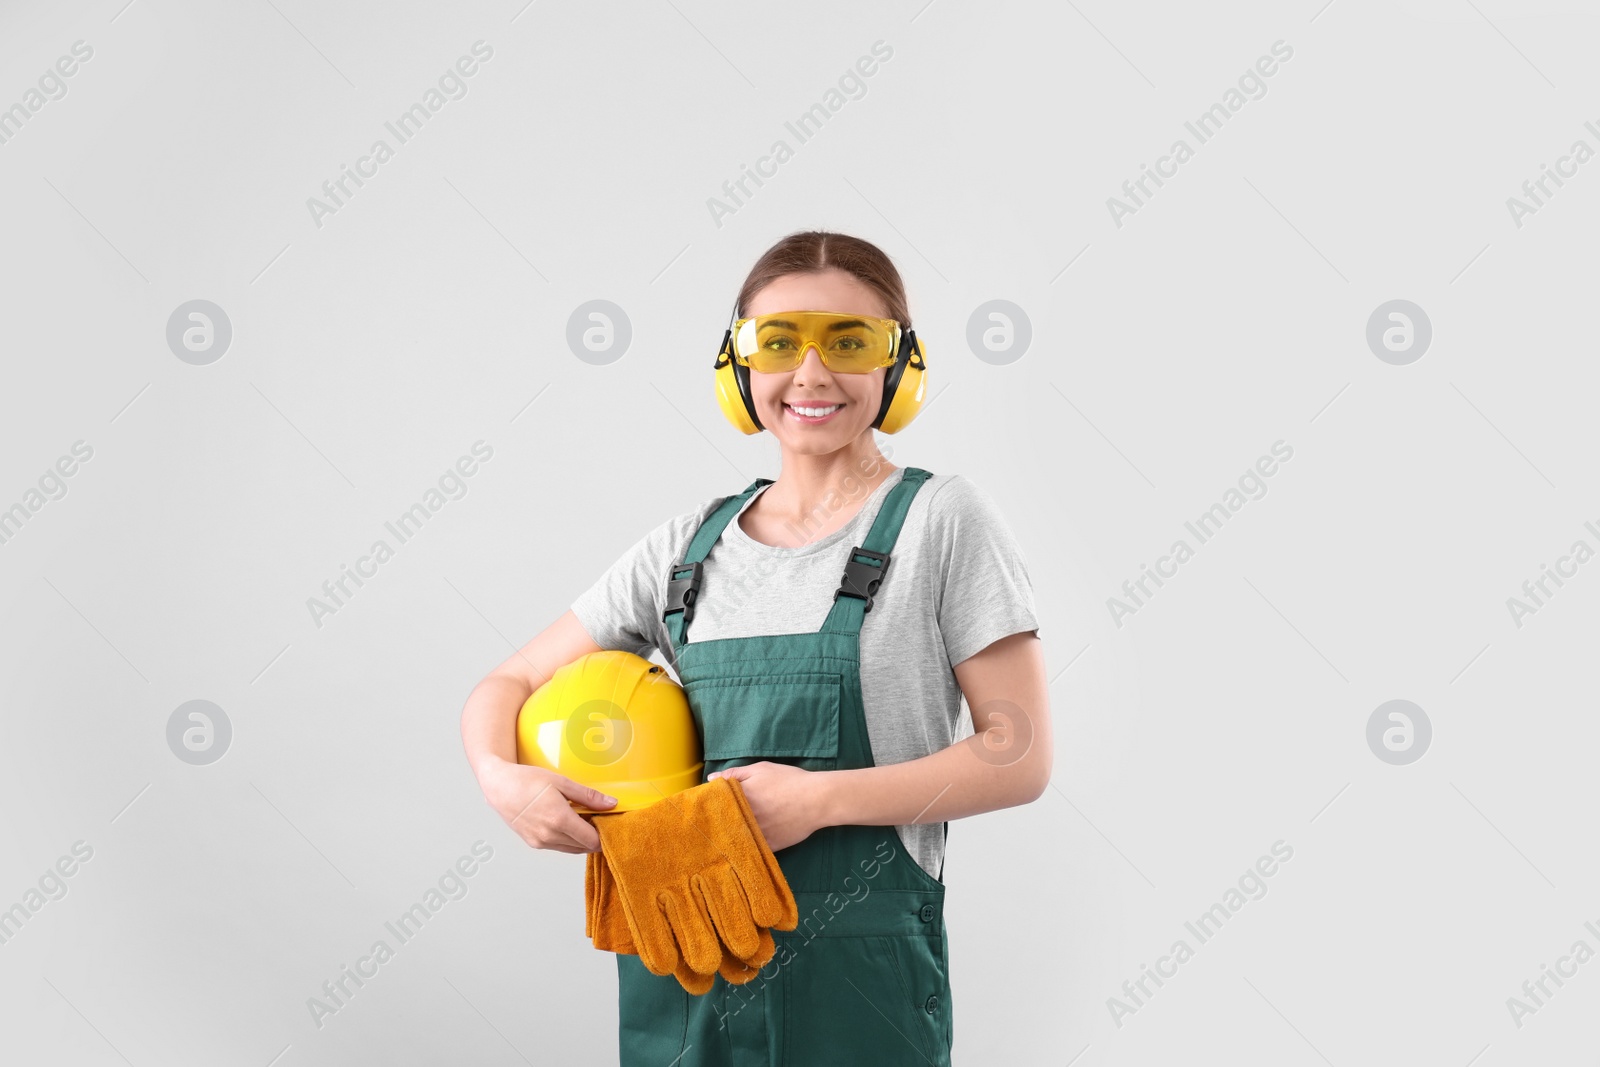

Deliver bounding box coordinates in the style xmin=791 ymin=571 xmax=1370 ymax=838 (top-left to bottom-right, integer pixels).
xmin=730 ymin=310 xmax=903 ymax=374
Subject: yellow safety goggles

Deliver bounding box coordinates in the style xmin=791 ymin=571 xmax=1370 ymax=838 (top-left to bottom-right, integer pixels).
xmin=731 ymin=310 xmax=903 ymax=374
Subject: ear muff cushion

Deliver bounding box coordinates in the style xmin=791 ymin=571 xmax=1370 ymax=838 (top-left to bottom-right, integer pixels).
xmin=874 ymin=346 xmax=906 ymax=430
xmin=874 ymin=332 xmax=927 ymax=434
xmin=714 ymin=332 xmax=763 ymax=435
xmin=732 ymin=359 xmax=763 ymax=432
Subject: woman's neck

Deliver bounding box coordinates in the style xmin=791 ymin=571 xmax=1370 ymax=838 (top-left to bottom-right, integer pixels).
xmin=748 ymin=438 xmax=897 ymax=547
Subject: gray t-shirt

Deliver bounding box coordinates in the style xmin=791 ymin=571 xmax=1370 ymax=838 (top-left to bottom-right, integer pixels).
xmin=569 ymin=466 xmax=1040 ymax=880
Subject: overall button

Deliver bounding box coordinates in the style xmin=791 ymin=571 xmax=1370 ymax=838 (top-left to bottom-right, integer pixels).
xmin=925 ymin=994 xmax=940 ymax=1014
xmin=919 ymin=904 xmax=936 ymax=923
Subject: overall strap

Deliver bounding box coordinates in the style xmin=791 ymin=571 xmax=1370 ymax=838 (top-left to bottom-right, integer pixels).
xmin=820 ymin=467 xmax=935 ymax=636
xmin=664 ymin=476 xmax=773 ymax=648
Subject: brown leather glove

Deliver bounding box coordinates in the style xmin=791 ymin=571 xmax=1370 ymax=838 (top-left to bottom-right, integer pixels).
xmin=588 ymin=846 xmax=766 ymax=993
xmin=589 ymin=778 xmax=797 ymax=990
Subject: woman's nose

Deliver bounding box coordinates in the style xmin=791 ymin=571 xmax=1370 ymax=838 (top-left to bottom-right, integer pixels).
xmin=793 ymin=342 xmax=829 ymax=378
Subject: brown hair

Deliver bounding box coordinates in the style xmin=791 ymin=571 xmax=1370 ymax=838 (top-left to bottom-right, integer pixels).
xmin=735 ymin=231 xmax=911 ymax=328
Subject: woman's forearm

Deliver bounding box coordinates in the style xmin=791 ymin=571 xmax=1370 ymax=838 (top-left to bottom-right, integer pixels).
xmin=461 ymin=673 xmax=532 ymax=784
xmin=461 ymin=667 xmax=617 ymax=853
xmin=460 ymin=609 xmax=604 ymax=788
xmin=813 ymin=730 xmax=1050 ymax=830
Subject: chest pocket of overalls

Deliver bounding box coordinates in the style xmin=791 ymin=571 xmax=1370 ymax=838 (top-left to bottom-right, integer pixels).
xmin=686 ymin=672 xmax=842 ymax=773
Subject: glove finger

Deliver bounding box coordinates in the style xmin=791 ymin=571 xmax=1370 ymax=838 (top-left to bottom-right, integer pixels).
xmin=719 ymin=942 xmax=764 ymax=985
xmin=618 ymin=893 xmax=680 ymax=977
xmin=658 ymin=889 xmax=723 ymax=978
xmin=679 ymin=779 xmax=794 ymax=931
xmin=730 ymin=865 xmax=797 ymax=932
xmin=674 ymin=959 xmax=715 ymax=996
xmin=728 ymin=928 xmax=775 ymax=978
xmin=721 ymin=781 xmax=799 ymax=930
xmin=596 ymin=817 xmax=679 ymax=973
xmin=694 ymin=867 xmax=762 ymax=961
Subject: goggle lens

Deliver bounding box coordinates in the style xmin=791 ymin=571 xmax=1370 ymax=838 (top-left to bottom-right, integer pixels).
xmin=733 ymin=311 xmax=900 ymax=374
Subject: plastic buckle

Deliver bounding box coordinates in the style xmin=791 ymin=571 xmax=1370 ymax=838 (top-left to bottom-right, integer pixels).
xmin=664 ymin=560 xmax=703 ymax=625
xmin=834 ymin=547 xmax=890 ymax=613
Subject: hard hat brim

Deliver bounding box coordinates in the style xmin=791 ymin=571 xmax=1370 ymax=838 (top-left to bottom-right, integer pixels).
xmin=571 ymin=763 xmax=706 ymax=814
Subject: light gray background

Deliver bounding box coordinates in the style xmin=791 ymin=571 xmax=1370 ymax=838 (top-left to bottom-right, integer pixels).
xmin=2 ymin=0 xmax=1597 ymax=1064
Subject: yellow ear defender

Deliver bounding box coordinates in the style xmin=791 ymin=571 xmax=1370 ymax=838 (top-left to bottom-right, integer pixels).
xmin=713 ymin=316 xmax=929 ymax=436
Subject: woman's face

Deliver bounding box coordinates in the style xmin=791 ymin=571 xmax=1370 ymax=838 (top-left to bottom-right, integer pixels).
xmin=742 ymin=268 xmax=893 ymax=455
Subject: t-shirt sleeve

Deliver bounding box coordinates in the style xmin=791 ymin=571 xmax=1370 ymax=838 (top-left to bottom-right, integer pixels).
xmin=570 ymin=512 xmax=690 ymax=659
xmin=930 ymin=475 xmax=1041 ymax=667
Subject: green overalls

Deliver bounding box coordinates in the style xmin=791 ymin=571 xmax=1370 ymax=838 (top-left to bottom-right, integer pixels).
xmin=616 ymin=467 xmax=954 ymax=1066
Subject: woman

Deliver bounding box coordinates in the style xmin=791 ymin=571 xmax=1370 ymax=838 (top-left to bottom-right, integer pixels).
xmin=461 ymin=230 xmax=1051 ymax=1065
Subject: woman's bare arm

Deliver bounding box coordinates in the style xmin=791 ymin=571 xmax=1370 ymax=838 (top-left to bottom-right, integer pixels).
xmin=460 ymin=609 xmax=618 ymax=854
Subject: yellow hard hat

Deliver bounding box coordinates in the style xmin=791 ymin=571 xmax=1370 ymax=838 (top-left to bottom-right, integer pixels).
xmin=515 ymin=650 xmax=703 ymax=813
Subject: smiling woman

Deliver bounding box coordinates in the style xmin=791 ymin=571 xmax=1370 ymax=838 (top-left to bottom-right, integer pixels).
xmin=460 ymin=230 xmax=1049 ymax=1067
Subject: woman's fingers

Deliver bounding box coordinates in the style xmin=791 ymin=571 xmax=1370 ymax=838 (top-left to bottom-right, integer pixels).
xmin=559 ymin=809 xmax=602 ymax=852
xmin=520 ymin=799 xmax=600 ymax=852
xmin=495 ymin=766 xmax=604 ymax=852
xmin=551 ymin=774 xmax=619 ymax=812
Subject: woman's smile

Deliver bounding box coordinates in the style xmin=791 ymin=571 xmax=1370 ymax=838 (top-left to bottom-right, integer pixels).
xmin=783 ymin=400 xmax=845 ymax=424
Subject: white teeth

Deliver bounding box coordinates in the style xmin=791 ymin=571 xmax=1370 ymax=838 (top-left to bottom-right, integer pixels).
xmin=789 ymin=404 xmax=840 ymax=418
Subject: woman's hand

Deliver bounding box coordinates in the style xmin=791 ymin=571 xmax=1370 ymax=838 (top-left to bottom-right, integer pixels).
xmin=710 ymin=762 xmax=829 ymax=853
xmin=478 ymin=757 xmax=617 ymax=854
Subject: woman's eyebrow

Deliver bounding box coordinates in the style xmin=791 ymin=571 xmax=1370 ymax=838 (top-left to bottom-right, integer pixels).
xmin=754 ymin=316 xmax=877 ymax=332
